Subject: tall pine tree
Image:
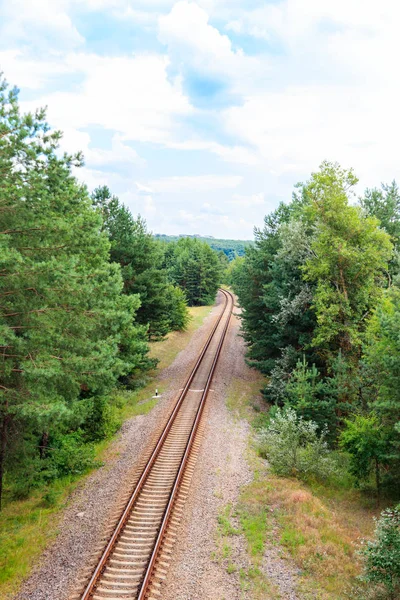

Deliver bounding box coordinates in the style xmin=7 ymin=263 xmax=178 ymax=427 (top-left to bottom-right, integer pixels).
xmin=0 ymin=78 xmax=148 ymax=508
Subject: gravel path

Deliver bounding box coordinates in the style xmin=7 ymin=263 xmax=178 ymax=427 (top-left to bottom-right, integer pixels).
xmin=14 ymin=299 xmax=222 ymax=600
xmin=161 ymin=302 xmax=301 ymax=600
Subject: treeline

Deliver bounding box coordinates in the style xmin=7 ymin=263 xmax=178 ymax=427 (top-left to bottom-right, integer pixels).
xmin=232 ymin=162 xmax=400 ymax=498
xmin=155 ymin=234 xmax=252 ymax=261
xmin=0 ymin=79 xmax=221 ymax=508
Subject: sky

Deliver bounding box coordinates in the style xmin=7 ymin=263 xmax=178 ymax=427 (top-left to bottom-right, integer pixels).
xmin=0 ymin=0 xmax=399 ymax=239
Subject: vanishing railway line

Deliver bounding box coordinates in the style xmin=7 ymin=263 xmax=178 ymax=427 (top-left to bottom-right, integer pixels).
xmin=78 ymin=289 xmax=233 ymax=600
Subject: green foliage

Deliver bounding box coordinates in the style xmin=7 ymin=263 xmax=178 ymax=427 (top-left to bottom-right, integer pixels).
xmin=0 ymin=77 xmax=151 ymax=508
xmin=155 ymin=234 xmax=252 ymax=261
xmin=361 ymin=291 xmax=400 ymax=495
xmin=81 ymin=395 xmax=122 ymax=442
xmin=340 ymin=413 xmax=386 ymax=494
xmin=165 ymin=237 xmax=221 ymax=306
xmin=303 ymin=162 xmax=392 ymax=360
xmin=360 ymin=506 xmax=400 ymax=599
xmin=232 ymin=202 xmax=306 ymax=375
xmin=285 ymin=357 xmax=339 ymax=438
xmin=258 ymin=407 xmax=337 ymax=481
xmin=48 ymin=432 xmax=99 ymax=477
xmin=224 ymin=256 xmax=244 ymax=286
xmin=217 ymin=250 xmax=230 ymax=282
xmin=92 ymin=186 xmax=189 ymax=339
xmin=233 ymin=161 xmax=400 ymax=496
xmin=340 ymin=414 xmax=386 ymax=495
xmin=361 ymin=181 xmax=400 ymax=276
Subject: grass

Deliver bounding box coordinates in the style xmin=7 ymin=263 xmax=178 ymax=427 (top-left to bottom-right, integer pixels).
xmin=213 ymin=495 xmax=278 ymax=599
xmin=224 ymin=376 xmax=381 ymax=600
xmin=149 ymin=304 xmax=213 ymax=370
xmin=0 ymin=304 xmax=213 ymax=599
xmin=0 ymin=478 xmax=77 ymax=598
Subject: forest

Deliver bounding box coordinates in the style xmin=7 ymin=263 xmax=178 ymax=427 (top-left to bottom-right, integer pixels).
xmin=154 ymin=234 xmax=252 ymax=260
xmin=231 ymin=162 xmax=400 ymax=498
xmin=0 ymin=79 xmax=222 ymax=510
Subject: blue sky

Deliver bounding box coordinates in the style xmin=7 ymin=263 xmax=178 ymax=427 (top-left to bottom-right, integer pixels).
xmin=1 ymin=0 xmax=399 ymax=239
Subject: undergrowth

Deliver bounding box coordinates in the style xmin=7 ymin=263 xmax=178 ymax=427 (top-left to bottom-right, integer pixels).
xmin=224 ymin=376 xmax=381 ymax=599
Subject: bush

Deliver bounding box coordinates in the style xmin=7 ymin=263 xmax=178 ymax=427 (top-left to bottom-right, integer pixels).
xmin=360 ymin=505 xmax=400 ymax=599
xmin=258 ymin=407 xmax=337 ymax=481
xmin=49 ymin=432 xmax=100 ymax=477
xmin=82 ymin=395 xmax=122 ymax=442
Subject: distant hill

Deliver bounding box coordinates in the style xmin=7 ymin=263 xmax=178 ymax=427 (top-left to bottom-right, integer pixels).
xmin=154 ymin=234 xmax=253 ymax=261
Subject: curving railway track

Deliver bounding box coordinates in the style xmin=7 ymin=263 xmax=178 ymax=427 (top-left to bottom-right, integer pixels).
xmin=78 ymin=288 xmax=233 ymax=600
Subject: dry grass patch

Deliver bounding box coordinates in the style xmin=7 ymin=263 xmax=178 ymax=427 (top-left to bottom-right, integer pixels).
xmin=240 ymin=461 xmax=379 ymax=600
xmin=224 ymin=373 xmax=381 ymax=599
xmin=150 ymin=304 xmax=213 ymax=370
xmin=226 ymin=378 xmax=265 ymax=422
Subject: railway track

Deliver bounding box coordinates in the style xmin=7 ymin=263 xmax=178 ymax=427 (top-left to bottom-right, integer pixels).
xmin=78 ymin=288 xmax=233 ymax=600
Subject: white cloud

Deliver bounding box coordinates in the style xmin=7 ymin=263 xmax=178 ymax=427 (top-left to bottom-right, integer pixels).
xmin=4 ymin=0 xmax=400 ymax=238
xmin=20 ymin=53 xmax=192 ymax=146
xmin=87 ymin=135 xmax=144 ymax=168
xmin=158 ymin=1 xmax=265 ymax=91
xmin=159 ymin=1 xmax=234 ymax=61
xmin=168 ymin=139 xmax=261 ymax=166
xmin=136 ymin=182 xmax=155 ymax=195
xmin=218 ymin=0 xmax=400 ymax=185
xmin=61 ymin=129 xmax=143 ymax=167
xmin=175 ymin=208 xmax=254 ymax=236
xmin=143 ymin=195 xmax=157 ymax=216
xmin=142 ymin=174 xmax=242 ymax=193
xmin=0 ymin=50 xmax=76 ymax=89
xmin=0 ymin=0 xmax=84 ymax=48
xmin=230 ymin=192 xmax=265 ymax=207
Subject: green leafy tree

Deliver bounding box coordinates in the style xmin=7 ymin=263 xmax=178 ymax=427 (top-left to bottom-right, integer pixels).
xmin=340 ymin=414 xmax=386 ymax=497
xmin=362 ymin=289 xmax=400 ymax=494
xmin=286 ymin=357 xmax=338 ymax=438
xmin=361 ymin=181 xmax=400 ymax=278
xmin=232 ymin=203 xmax=297 ymax=374
xmin=303 ymin=162 xmax=392 ymax=361
xmin=224 ymin=255 xmax=244 ymax=287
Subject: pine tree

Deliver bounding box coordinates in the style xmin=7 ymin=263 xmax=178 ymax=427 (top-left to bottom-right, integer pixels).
xmin=0 ymin=78 xmax=148 ymax=508
xmin=166 ymin=237 xmax=221 ymax=306
xmin=92 ymin=186 xmax=189 ymax=339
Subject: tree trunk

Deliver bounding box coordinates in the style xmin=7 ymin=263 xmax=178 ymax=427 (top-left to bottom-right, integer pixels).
xmin=0 ymin=412 xmax=9 ymax=512
xmin=375 ymin=458 xmax=381 ymax=507
xmin=39 ymin=431 xmax=49 ymax=459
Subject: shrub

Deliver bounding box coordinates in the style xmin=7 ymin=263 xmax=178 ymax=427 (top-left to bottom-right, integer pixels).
xmin=49 ymin=432 xmax=100 ymax=477
xmin=82 ymin=395 xmax=122 ymax=442
xmin=258 ymin=407 xmax=336 ymax=481
xmin=360 ymin=505 xmax=400 ymax=599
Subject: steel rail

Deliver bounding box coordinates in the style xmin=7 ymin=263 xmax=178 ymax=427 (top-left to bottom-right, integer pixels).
xmin=137 ymin=288 xmax=233 ymax=599
xmin=81 ymin=289 xmax=232 ymax=600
